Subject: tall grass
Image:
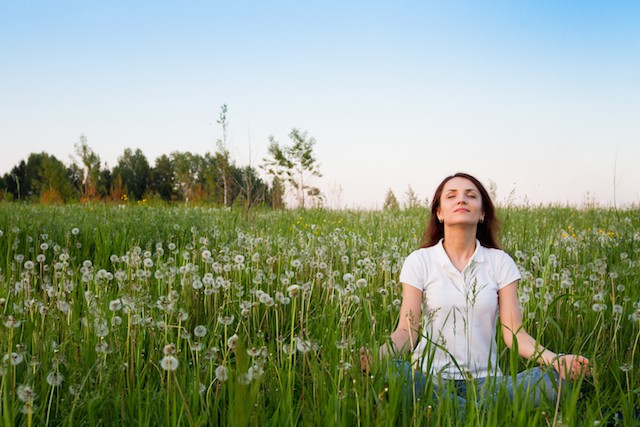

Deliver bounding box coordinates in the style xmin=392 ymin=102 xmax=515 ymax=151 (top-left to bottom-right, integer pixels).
xmin=0 ymin=203 xmax=637 ymax=426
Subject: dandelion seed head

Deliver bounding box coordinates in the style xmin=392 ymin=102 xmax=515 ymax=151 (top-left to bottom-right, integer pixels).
xmin=160 ymin=356 xmax=179 ymax=371
xmin=10 ymin=352 xmax=24 ymax=366
xmin=218 ymin=315 xmax=235 ymax=326
xmin=163 ymin=344 xmax=176 ymax=356
xmin=46 ymin=371 xmax=64 ymax=387
xmin=17 ymin=384 xmax=37 ymax=402
xmin=227 ymin=334 xmax=240 ymax=350
xmin=215 ymin=365 xmax=229 ymax=382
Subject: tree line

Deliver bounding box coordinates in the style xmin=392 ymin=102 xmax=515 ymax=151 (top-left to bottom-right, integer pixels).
xmin=0 ymin=106 xmax=323 ymax=209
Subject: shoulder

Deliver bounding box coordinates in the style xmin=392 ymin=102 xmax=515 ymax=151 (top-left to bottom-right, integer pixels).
xmin=480 ymin=246 xmax=515 ymax=262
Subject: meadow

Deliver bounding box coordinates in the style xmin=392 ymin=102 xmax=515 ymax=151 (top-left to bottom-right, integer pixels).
xmin=0 ymin=203 xmax=638 ymax=426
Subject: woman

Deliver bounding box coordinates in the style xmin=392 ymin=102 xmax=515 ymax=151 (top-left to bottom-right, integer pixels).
xmin=361 ymin=172 xmax=590 ymax=406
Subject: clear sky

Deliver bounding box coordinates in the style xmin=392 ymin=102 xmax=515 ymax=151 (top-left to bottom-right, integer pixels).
xmin=1 ymin=1 xmax=639 ymax=208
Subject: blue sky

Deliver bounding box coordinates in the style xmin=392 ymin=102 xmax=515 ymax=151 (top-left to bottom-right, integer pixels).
xmin=1 ymin=1 xmax=638 ymax=207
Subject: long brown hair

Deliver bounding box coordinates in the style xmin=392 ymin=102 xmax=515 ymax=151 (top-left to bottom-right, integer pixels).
xmin=419 ymin=172 xmax=500 ymax=249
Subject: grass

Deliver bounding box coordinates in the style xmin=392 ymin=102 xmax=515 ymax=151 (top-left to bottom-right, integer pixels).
xmin=0 ymin=203 xmax=638 ymax=426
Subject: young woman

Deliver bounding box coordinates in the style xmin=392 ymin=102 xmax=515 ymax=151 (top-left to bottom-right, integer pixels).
xmin=361 ymin=172 xmax=590 ymax=406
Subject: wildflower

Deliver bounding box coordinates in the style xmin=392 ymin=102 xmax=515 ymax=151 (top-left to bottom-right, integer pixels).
xmin=20 ymin=402 xmax=37 ymax=415
xmin=296 ymin=339 xmax=312 ymax=354
xmin=591 ymin=303 xmax=604 ymax=312
xmin=218 ymin=315 xmax=235 ymax=326
xmin=10 ymin=352 xmax=24 ymax=365
xmin=247 ymin=347 xmax=261 ymax=357
xmin=17 ymin=385 xmax=37 ymax=402
xmin=95 ymin=342 xmax=109 ymax=353
xmin=194 ymin=325 xmax=207 ymax=338
xmin=36 ymin=254 xmax=46 ymax=263
xmin=177 ymin=310 xmax=189 ymax=321
xmin=71 ymin=227 xmax=80 ymax=236
xmin=109 ymin=299 xmax=122 ymax=311
xmin=163 ymin=344 xmax=176 ymax=356
xmin=160 ymin=356 xmax=179 ymax=371
xmin=619 ymin=363 xmax=632 ymax=373
xmin=24 ymin=260 xmax=35 ymax=271
xmin=248 ymin=363 xmax=264 ymax=379
xmin=237 ymin=372 xmax=252 ymax=385
xmin=46 ymin=371 xmax=64 ymax=387
xmin=356 ymin=278 xmax=367 ymax=288
xmin=335 ymin=338 xmax=353 ymax=350
xmin=227 ymin=334 xmax=240 ymax=350
xmin=215 ymin=365 xmax=229 ymax=382
xmin=612 ymin=305 xmax=624 ymax=315
xmin=234 ymin=254 xmax=245 ymax=264
xmin=57 ymin=300 xmax=70 ymax=314
xmin=287 ymin=284 xmax=301 ymax=297
xmin=342 ymin=273 xmax=354 ymax=282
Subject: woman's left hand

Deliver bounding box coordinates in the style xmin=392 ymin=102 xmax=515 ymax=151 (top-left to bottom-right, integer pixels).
xmin=553 ymin=354 xmax=590 ymax=380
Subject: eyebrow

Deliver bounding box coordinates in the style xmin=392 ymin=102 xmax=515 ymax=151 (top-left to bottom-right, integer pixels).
xmin=445 ymin=188 xmax=478 ymax=193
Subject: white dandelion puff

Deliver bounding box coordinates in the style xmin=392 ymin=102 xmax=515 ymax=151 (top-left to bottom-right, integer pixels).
xmin=46 ymin=371 xmax=64 ymax=387
xmin=216 ymin=365 xmax=229 ymax=382
xmin=17 ymin=385 xmax=37 ymax=403
xmin=194 ymin=325 xmax=207 ymax=338
xmin=160 ymin=356 xmax=179 ymax=371
xmin=227 ymin=334 xmax=240 ymax=351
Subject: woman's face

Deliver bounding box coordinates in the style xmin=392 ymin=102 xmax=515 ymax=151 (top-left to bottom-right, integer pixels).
xmin=436 ymin=177 xmax=485 ymax=226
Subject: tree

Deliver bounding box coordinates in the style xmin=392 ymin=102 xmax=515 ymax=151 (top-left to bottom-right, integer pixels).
xmin=74 ymin=134 xmax=102 ymax=201
xmin=404 ymin=185 xmax=420 ymax=209
xmin=215 ymin=104 xmax=233 ymax=207
xmin=263 ymin=129 xmax=322 ymax=208
xmin=29 ymin=153 xmax=77 ymax=203
xmin=269 ymin=176 xmax=285 ymax=209
xmin=112 ymin=148 xmax=151 ymax=200
xmin=171 ymin=151 xmax=201 ymax=204
xmin=3 ymin=160 xmax=29 ymax=200
xmin=383 ymin=188 xmax=400 ymax=210
xmin=150 ymin=154 xmax=175 ymax=201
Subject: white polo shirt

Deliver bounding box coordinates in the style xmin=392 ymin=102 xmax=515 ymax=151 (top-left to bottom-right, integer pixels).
xmin=399 ymin=239 xmax=521 ymax=380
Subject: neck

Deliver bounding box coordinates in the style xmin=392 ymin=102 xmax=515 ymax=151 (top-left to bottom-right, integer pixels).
xmin=442 ymin=227 xmax=477 ymax=261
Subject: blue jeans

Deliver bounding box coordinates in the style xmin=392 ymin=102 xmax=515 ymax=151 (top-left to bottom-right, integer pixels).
xmin=394 ymin=361 xmax=563 ymax=409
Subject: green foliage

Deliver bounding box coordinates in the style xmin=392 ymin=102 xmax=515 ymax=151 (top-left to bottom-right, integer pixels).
xmin=263 ymin=129 xmax=322 ymax=208
xmin=383 ymin=188 xmax=399 ymax=211
xmin=0 ymin=204 xmax=637 ymax=426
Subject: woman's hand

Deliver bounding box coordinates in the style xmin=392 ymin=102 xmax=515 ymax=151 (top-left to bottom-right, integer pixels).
xmin=553 ymin=354 xmax=590 ymax=380
xmin=360 ymin=346 xmax=372 ymax=373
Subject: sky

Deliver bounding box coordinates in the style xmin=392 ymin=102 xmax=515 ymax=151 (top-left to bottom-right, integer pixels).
xmin=1 ymin=0 xmax=639 ymax=209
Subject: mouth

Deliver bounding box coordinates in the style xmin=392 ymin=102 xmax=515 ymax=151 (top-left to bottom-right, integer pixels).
xmin=454 ymin=208 xmax=470 ymax=213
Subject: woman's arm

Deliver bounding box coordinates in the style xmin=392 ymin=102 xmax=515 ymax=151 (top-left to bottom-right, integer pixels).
xmin=360 ymin=284 xmax=423 ymax=371
xmin=378 ymin=284 xmax=423 ymax=359
xmin=499 ymin=281 xmax=590 ymax=380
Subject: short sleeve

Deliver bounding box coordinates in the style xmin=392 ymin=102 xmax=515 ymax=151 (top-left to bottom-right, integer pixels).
xmin=399 ymin=250 xmax=427 ymax=291
xmin=496 ymin=251 xmax=521 ymax=289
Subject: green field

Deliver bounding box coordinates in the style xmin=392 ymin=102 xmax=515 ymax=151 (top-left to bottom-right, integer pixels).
xmin=0 ymin=204 xmax=638 ymax=426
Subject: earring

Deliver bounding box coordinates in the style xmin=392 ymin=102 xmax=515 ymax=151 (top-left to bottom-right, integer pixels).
xmin=479 ymin=218 xmax=484 ymax=223
xmin=439 ymin=218 xmax=443 ymax=223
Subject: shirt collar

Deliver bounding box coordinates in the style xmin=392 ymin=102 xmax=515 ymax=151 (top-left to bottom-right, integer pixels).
xmin=435 ymin=238 xmax=486 ymax=269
